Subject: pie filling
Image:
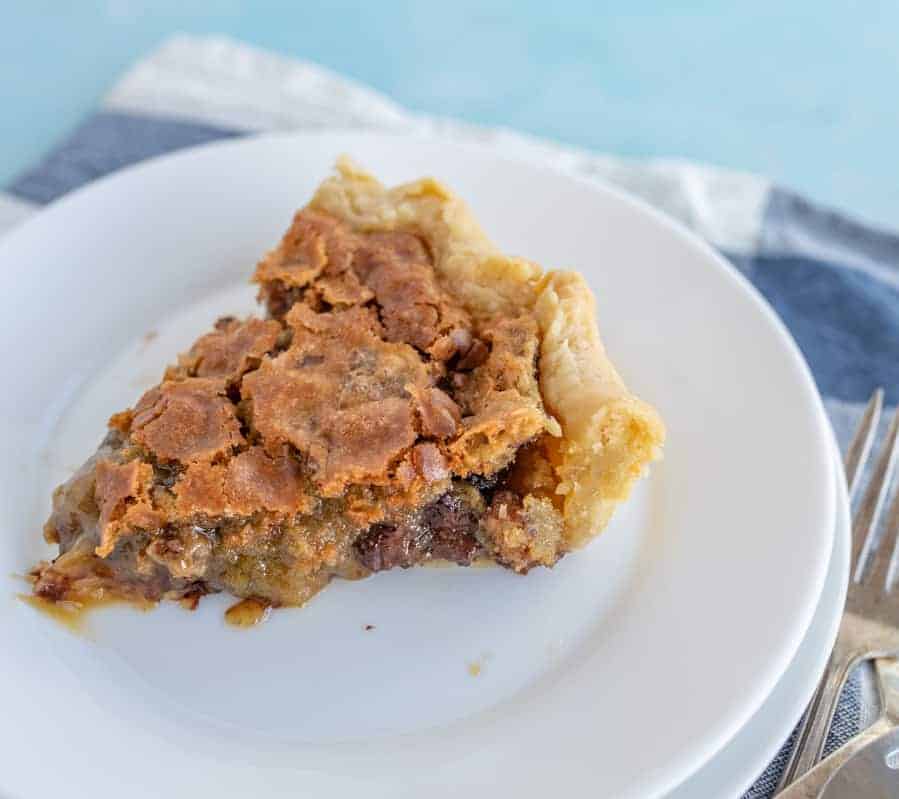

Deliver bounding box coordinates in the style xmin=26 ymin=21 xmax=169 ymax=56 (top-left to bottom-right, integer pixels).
xmin=31 ymin=209 xmax=567 ymax=611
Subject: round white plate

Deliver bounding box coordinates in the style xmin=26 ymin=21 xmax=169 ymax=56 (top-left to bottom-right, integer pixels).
xmin=669 ymin=437 xmax=850 ymax=797
xmin=0 ymin=132 xmax=835 ymax=799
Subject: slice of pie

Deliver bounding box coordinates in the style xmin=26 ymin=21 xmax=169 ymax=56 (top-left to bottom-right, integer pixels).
xmin=30 ymin=159 xmax=665 ymax=618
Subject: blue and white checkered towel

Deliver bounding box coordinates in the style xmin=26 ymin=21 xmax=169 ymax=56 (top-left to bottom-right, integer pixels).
xmin=3 ymin=34 xmax=896 ymax=799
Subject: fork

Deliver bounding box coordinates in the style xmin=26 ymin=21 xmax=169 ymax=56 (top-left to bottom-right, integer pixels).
xmin=775 ymin=388 xmax=899 ymax=792
xmin=777 ymin=657 xmax=899 ymax=798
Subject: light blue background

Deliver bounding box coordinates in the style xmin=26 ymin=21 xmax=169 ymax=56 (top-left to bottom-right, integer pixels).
xmin=3 ymin=1 xmax=898 ymax=228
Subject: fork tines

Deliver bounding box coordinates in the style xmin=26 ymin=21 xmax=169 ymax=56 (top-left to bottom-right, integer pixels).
xmin=851 ymin=395 xmax=899 ymax=589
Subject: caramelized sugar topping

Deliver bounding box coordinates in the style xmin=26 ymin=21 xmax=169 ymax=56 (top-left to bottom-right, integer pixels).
xmin=34 ymin=210 xmax=564 ymax=612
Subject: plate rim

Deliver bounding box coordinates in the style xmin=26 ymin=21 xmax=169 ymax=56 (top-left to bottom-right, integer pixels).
xmin=669 ymin=429 xmax=850 ymax=796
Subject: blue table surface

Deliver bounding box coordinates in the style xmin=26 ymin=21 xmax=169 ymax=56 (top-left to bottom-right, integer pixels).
xmin=3 ymin=1 xmax=898 ymax=229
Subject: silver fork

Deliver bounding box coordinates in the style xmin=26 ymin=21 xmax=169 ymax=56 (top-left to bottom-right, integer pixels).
xmin=777 ymin=658 xmax=899 ymax=798
xmin=775 ymin=389 xmax=899 ymax=792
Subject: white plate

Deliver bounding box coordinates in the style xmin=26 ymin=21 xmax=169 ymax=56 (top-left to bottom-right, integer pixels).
xmin=0 ymin=132 xmax=835 ymax=799
xmin=669 ymin=437 xmax=850 ymax=797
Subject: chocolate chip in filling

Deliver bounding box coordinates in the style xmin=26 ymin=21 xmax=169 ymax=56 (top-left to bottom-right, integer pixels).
xmin=354 ymin=484 xmax=485 ymax=571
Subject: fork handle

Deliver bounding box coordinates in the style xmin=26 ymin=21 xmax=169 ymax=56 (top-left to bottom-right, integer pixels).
xmin=775 ymin=646 xmax=860 ymax=793
xmin=776 ymin=716 xmax=894 ymax=799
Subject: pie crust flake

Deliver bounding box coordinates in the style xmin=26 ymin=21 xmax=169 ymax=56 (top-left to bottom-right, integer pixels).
xmin=30 ymin=159 xmax=665 ymax=614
